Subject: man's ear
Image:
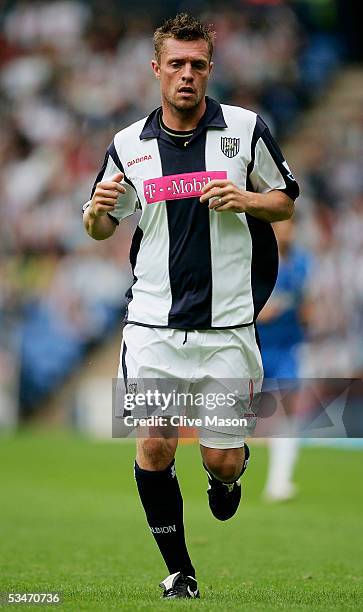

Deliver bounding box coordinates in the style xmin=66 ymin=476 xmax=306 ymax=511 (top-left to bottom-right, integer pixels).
xmin=151 ymin=59 xmax=161 ymax=79
xmin=209 ymin=61 xmax=214 ymax=76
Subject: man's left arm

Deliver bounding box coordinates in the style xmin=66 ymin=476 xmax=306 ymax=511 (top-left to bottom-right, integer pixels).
xmin=243 ymin=189 xmax=294 ymax=222
xmin=200 ymin=185 xmax=294 ymax=222
xmin=200 ymin=115 xmax=299 ymax=221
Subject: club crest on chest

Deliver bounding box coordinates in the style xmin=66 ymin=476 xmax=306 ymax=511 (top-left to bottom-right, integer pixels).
xmin=127 ymin=382 xmax=138 ymax=396
xmin=221 ymin=137 xmax=240 ymax=158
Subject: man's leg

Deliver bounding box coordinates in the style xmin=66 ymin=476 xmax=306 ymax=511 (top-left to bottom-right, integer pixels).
xmin=134 ymin=434 xmax=196 ymax=578
xmin=264 ymin=389 xmax=300 ymax=501
xmin=192 ymin=326 xmax=261 ymax=520
xmin=264 ymin=436 xmax=299 ymax=500
xmin=200 ymin=445 xmax=246 ymax=483
xmin=200 ymin=443 xmax=250 ymax=521
xmin=121 ymin=326 xmax=199 ymax=596
xmin=262 ymin=351 xmax=300 ymax=501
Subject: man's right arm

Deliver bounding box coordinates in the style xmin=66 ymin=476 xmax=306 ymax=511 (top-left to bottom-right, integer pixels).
xmin=83 ymin=171 xmax=126 ymax=240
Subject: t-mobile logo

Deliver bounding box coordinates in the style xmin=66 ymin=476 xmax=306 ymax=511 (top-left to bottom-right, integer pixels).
xmin=144 ymin=182 xmax=157 ymax=200
xmin=144 ymin=171 xmax=227 ymax=204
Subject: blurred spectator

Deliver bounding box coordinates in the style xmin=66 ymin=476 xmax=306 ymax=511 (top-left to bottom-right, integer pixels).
xmin=257 ymin=219 xmax=313 ymax=502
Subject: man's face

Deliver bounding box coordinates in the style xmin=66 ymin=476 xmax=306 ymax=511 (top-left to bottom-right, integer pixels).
xmin=152 ymin=38 xmax=213 ymax=112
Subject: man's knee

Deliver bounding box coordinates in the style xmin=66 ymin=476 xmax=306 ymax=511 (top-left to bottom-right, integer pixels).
xmin=136 ymin=437 xmax=177 ymax=471
xmin=201 ymin=446 xmax=245 ymax=483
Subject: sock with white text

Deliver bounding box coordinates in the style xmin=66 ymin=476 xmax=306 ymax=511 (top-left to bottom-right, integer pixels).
xmin=134 ymin=459 xmax=195 ymax=577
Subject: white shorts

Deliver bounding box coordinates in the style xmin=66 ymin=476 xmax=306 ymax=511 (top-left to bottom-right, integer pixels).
xmin=118 ymin=324 xmax=263 ymax=449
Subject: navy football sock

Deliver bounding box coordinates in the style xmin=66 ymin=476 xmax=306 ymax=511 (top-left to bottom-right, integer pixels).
xmin=134 ymin=459 xmax=195 ymax=578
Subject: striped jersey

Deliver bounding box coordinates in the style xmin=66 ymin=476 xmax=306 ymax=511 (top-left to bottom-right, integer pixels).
xmin=86 ymin=97 xmax=299 ymax=330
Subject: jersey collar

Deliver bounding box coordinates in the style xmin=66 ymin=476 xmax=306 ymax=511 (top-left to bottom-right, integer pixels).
xmin=139 ymin=96 xmax=227 ymax=140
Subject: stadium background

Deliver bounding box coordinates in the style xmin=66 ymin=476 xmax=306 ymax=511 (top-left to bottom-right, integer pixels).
xmin=0 ymin=1 xmax=362 ymax=610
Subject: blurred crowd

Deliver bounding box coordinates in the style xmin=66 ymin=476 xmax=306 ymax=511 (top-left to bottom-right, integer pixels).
xmin=0 ymin=0 xmax=356 ymax=418
xmin=295 ymin=111 xmax=363 ymax=378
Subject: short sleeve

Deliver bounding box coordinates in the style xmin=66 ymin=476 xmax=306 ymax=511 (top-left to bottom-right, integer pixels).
xmin=83 ymin=140 xmax=139 ymax=224
xmin=247 ymin=116 xmax=299 ymax=201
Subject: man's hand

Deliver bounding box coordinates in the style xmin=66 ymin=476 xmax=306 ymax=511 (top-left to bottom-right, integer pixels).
xmin=200 ymin=179 xmax=294 ymax=222
xmin=84 ymin=172 xmax=126 ymax=240
xmin=89 ymin=171 xmax=126 ymax=218
xmin=200 ymin=179 xmax=252 ymax=212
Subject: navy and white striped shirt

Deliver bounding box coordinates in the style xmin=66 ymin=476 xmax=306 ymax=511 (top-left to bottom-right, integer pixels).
xmin=86 ymin=97 xmax=299 ymax=330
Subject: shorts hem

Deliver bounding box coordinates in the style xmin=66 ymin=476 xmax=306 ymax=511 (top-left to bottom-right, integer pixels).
xmin=124 ymin=320 xmax=254 ymax=330
xmin=199 ymin=437 xmax=245 ymax=449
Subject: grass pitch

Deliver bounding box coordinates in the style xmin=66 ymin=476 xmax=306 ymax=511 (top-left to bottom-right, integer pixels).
xmin=0 ymin=431 xmax=362 ymax=611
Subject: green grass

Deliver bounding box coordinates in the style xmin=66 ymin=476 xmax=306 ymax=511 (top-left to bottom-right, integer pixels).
xmin=0 ymin=431 xmax=362 ymax=611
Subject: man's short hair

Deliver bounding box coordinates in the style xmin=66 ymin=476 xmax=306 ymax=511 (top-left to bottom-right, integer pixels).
xmin=153 ymin=13 xmax=215 ymax=62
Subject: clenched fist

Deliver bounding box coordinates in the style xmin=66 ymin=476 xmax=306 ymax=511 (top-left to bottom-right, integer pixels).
xmin=89 ymin=172 xmax=126 ymax=217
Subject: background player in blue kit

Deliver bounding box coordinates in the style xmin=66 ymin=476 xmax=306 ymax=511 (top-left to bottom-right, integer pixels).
xmin=83 ymin=13 xmax=299 ymax=599
xmin=257 ymin=219 xmax=312 ymax=501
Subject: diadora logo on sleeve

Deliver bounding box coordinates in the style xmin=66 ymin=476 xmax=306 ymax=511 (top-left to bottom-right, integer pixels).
xmin=144 ymin=171 xmax=227 ymax=204
xmin=127 ymin=154 xmax=152 ymax=168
